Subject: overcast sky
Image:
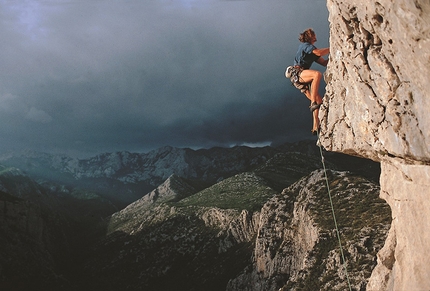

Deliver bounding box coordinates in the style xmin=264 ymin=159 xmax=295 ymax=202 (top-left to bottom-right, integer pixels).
xmin=0 ymin=0 xmax=329 ymax=157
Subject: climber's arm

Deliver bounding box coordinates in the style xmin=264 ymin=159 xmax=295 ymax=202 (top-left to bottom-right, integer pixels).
xmin=316 ymin=56 xmax=329 ymax=67
xmin=313 ymin=47 xmax=330 ymax=57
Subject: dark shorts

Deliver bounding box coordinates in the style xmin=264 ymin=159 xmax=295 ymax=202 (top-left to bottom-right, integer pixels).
xmin=289 ymin=66 xmax=310 ymax=94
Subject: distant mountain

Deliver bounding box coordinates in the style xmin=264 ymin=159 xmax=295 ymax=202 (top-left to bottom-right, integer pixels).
xmin=0 ymin=145 xmax=280 ymax=207
xmin=0 ymin=145 xmax=277 ymax=183
xmin=0 ymin=141 xmax=380 ymax=207
xmin=0 ymin=141 xmax=385 ymax=290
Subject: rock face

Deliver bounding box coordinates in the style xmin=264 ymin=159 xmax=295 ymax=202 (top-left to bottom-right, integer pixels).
xmin=227 ymin=170 xmax=390 ymax=291
xmin=321 ymin=0 xmax=430 ymax=290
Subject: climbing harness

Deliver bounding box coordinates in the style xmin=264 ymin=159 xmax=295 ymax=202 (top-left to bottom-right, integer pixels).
xmin=316 ymin=132 xmax=353 ymax=291
xmin=285 ymin=65 xmax=310 ymax=94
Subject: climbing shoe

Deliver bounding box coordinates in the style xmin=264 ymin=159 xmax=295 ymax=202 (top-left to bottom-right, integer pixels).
xmin=311 ymin=125 xmax=320 ymax=136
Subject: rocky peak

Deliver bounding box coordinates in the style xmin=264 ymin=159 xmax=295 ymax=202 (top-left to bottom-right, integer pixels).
xmin=322 ymin=0 xmax=430 ymax=290
xmin=112 ymin=174 xmax=196 ymax=224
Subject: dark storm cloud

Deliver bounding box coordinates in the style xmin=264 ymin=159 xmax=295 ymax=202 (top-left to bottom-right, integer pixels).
xmin=0 ymin=0 xmax=329 ymax=156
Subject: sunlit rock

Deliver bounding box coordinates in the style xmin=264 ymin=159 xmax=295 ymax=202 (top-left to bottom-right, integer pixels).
xmin=321 ymin=0 xmax=430 ymax=289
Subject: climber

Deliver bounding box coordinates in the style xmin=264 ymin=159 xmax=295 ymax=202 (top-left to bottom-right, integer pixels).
xmin=285 ymin=28 xmax=330 ymax=135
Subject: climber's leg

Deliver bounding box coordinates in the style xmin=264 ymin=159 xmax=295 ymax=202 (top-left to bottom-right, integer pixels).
xmin=312 ymin=107 xmax=320 ymax=133
xmin=299 ymin=69 xmax=323 ymax=105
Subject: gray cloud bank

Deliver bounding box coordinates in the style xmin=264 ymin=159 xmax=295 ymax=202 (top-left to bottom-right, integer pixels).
xmin=0 ymin=0 xmax=329 ymax=157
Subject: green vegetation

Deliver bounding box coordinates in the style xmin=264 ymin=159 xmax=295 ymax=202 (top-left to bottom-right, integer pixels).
xmin=312 ymin=173 xmax=391 ymax=236
xmin=175 ymin=172 xmax=277 ymax=212
xmin=70 ymin=189 xmax=102 ymax=200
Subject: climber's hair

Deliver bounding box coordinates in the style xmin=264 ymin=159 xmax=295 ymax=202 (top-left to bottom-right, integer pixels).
xmin=299 ymin=28 xmax=315 ymax=43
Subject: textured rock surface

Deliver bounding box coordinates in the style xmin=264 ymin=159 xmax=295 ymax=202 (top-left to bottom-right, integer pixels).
xmin=321 ymin=0 xmax=430 ymax=290
xmin=321 ymin=0 xmax=430 ymax=161
xmin=369 ymin=159 xmax=430 ymax=291
xmin=227 ymin=170 xmax=390 ymax=291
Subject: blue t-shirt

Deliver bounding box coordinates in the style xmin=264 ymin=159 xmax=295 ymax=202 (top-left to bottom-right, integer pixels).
xmin=294 ymin=42 xmax=319 ymax=69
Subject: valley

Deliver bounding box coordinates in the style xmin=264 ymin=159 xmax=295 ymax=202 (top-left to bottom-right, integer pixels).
xmin=0 ymin=141 xmax=389 ymax=291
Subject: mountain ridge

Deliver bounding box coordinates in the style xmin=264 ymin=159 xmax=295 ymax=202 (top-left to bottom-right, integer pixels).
xmin=0 ymin=140 xmax=386 ymax=290
xmin=87 ymin=169 xmax=390 ymax=291
xmin=0 ymin=145 xmax=277 ymax=209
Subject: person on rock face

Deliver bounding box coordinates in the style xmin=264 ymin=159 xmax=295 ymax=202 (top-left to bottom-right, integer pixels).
xmin=286 ymin=28 xmax=330 ymax=135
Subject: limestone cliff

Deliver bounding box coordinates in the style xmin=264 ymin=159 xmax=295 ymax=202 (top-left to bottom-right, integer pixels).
xmin=321 ymin=0 xmax=430 ymax=290
xmin=227 ymin=170 xmax=390 ymax=291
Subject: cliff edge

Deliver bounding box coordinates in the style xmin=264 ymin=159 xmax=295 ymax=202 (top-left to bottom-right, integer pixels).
xmin=320 ymin=1 xmax=430 ymax=290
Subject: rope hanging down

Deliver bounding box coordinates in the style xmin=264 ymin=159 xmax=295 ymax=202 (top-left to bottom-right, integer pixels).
xmin=316 ymin=132 xmax=353 ymax=291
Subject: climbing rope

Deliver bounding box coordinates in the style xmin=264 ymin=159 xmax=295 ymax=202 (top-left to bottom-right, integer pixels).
xmin=316 ymin=132 xmax=353 ymax=291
